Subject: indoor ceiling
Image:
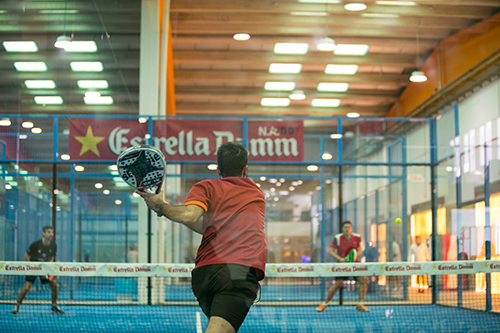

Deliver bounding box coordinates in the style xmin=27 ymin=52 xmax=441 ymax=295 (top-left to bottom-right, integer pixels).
xmin=1 ymin=0 xmax=500 ymax=118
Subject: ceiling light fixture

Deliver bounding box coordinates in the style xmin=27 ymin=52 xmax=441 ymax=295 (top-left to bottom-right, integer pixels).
xmin=317 ymin=38 xmax=336 ymax=51
xmin=317 ymin=3 xmax=336 ymax=51
xmin=83 ymin=96 xmax=113 ymax=105
xmin=54 ymin=0 xmax=72 ymax=49
xmin=25 ymin=80 xmax=56 ymax=89
xmin=54 ymin=35 xmax=72 ymax=49
xmin=14 ymin=62 xmax=47 ymax=72
xmin=261 ymin=98 xmax=291 ymax=107
xmin=264 ymin=82 xmax=296 ymax=91
xmin=376 ymin=1 xmax=416 ymax=5
xmin=334 ymin=44 xmax=369 ymax=55
xmin=273 ymin=43 xmax=309 ymax=55
xmin=409 ymin=71 xmax=427 ymax=82
xmin=325 ymin=64 xmax=359 ymax=75
xmin=317 ymin=82 xmax=349 ymax=92
xmin=64 ymin=41 xmax=98 ymax=52
xmin=85 ymin=90 xmax=101 ymax=98
xmin=0 ymin=118 xmax=11 ymax=126
xmin=409 ymin=25 xmax=427 ymax=83
xmin=344 ymin=3 xmax=367 ymax=11
xmin=233 ymin=33 xmax=250 ymax=41
xmin=311 ymin=99 xmax=341 ymax=107
xmin=289 ymin=90 xmax=306 ymax=100
xmin=34 ymin=96 xmax=63 ymax=104
xmin=70 ymin=61 xmax=103 ymax=72
xmin=269 ymin=63 xmax=302 ymax=74
xmin=2 ymin=41 xmax=38 ymax=52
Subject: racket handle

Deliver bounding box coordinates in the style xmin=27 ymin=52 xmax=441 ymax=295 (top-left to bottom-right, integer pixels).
xmin=155 ymin=183 xmax=162 ymax=194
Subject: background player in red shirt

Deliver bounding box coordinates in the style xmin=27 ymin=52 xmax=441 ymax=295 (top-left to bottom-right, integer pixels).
xmin=316 ymin=221 xmax=369 ymax=312
xmin=136 ymin=141 xmax=266 ymax=333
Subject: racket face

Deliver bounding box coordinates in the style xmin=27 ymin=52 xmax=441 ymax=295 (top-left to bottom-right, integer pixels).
xmin=347 ymin=249 xmax=357 ymax=262
xmin=117 ymin=145 xmax=166 ymax=193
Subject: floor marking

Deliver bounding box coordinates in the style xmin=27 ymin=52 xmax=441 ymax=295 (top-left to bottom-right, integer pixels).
xmin=196 ymin=311 xmax=202 ymax=333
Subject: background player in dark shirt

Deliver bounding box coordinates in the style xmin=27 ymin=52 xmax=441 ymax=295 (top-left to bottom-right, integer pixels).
xmin=11 ymin=226 xmax=65 ymax=314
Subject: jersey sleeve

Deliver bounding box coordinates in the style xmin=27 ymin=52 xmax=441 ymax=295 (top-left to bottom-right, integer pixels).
xmin=184 ymin=181 xmax=210 ymax=212
xmin=330 ymin=239 xmax=338 ymax=249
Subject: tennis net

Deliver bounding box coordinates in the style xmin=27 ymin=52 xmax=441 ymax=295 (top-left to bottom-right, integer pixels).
xmin=1 ymin=260 xmax=500 ymax=332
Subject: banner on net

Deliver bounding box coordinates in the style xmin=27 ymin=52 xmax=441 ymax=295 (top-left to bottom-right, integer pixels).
xmin=1 ymin=261 xmax=500 ymax=278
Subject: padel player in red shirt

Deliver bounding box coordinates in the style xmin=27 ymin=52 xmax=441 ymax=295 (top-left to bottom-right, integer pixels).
xmin=136 ymin=141 xmax=266 ymax=333
xmin=316 ymin=221 xmax=369 ymax=312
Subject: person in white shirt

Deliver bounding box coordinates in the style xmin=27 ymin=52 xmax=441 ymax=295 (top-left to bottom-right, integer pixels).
xmin=408 ymin=236 xmax=431 ymax=293
xmin=127 ymin=244 xmax=139 ymax=263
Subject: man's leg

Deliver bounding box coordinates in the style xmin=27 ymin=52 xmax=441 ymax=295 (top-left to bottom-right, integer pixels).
xmin=355 ymin=277 xmax=369 ymax=312
xmin=12 ymin=280 xmax=33 ymax=314
xmin=48 ymin=280 xmax=59 ymax=306
xmin=357 ymin=276 xmax=367 ymax=302
xmin=16 ymin=281 xmax=33 ymax=307
xmin=205 ymin=316 xmax=235 ymax=333
xmin=325 ymin=279 xmax=344 ymax=303
xmin=47 ymin=279 xmax=64 ymax=314
xmin=317 ymin=279 xmax=344 ymax=311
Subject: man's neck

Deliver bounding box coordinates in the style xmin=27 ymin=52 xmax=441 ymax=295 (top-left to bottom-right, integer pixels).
xmin=344 ymin=234 xmax=351 ymax=240
xmin=42 ymin=238 xmax=51 ymax=246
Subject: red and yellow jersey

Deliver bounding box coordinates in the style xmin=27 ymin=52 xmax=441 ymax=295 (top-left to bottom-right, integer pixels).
xmin=185 ymin=177 xmax=267 ymax=280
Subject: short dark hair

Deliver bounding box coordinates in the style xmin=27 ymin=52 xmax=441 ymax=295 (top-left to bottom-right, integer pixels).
xmin=341 ymin=221 xmax=352 ymax=228
xmin=217 ymin=142 xmax=248 ymax=177
xmin=42 ymin=226 xmax=53 ymax=233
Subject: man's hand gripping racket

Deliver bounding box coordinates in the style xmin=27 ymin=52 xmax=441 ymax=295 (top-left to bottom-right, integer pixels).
xmin=117 ymin=145 xmax=167 ymax=216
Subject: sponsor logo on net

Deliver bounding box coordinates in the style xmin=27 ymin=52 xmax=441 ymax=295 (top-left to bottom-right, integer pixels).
xmin=437 ymin=264 xmax=474 ymax=271
xmin=58 ymin=266 xmax=97 ymax=272
xmin=332 ymin=265 xmax=369 ymax=273
xmin=490 ymin=263 xmax=500 ymax=270
xmin=113 ymin=266 xmax=152 ymax=273
xmin=167 ymin=267 xmax=192 ymax=273
xmin=276 ymin=266 xmax=314 ymax=273
xmin=4 ymin=264 xmax=42 ymax=271
xmin=385 ymin=265 xmax=421 ymax=272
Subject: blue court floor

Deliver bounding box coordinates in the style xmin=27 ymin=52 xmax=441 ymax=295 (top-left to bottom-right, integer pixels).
xmin=2 ymin=304 xmax=499 ymax=333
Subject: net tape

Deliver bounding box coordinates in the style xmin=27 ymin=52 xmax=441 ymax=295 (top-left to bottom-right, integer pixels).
xmin=1 ymin=260 xmax=499 ymax=278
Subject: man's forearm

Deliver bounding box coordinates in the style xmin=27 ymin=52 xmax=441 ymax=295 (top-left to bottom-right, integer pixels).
xmin=160 ymin=203 xmax=203 ymax=234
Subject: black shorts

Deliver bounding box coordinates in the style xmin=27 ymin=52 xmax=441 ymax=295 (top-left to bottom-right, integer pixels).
xmin=25 ymin=275 xmax=55 ymax=284
xmin=191 ymin=264 xmax=259 ymax=332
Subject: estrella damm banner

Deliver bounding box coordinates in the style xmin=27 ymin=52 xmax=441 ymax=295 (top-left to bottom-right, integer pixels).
xmin=69 ymin=118 xmax=304 ymax=162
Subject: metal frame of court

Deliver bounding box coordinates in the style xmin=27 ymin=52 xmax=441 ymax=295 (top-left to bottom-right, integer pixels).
xmin=0 ymin=105 xmax=498 ymax=312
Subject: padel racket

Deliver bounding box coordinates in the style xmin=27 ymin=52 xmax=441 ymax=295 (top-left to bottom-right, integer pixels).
xmin=345 ymin=249 xmax=357 ymax=263
xmin=117 ymin=145 xmax=166 ymax=194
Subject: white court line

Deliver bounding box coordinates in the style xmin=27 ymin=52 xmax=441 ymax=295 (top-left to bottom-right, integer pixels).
xmin=196 ymin=311 xmax=202 ymax=333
